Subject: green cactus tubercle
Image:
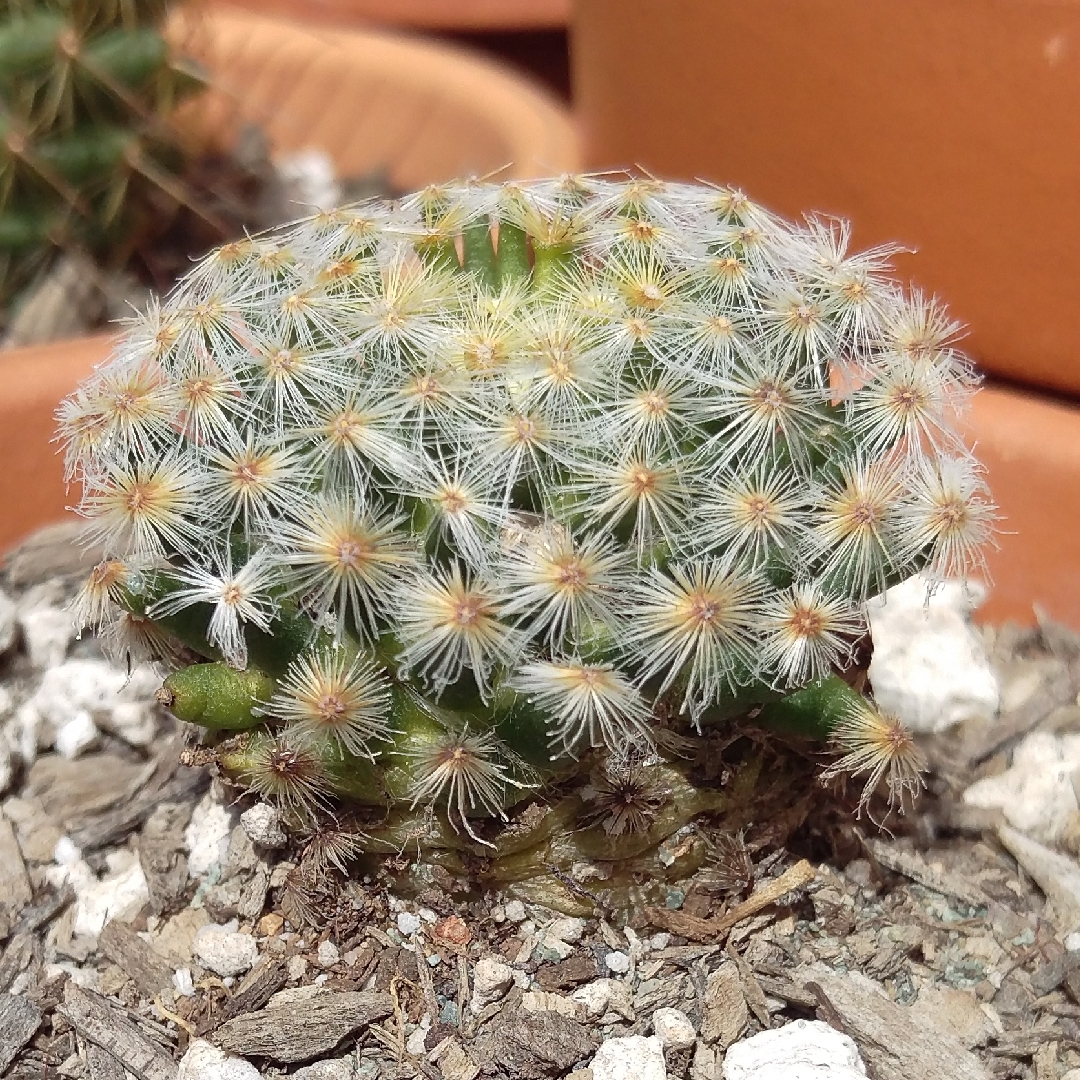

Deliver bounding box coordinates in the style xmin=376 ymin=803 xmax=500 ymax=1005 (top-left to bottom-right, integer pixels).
xmin=0 ymin=0 xmax=205 ymax=304
xmin=60 ymin=176 xmax=994 ymax=884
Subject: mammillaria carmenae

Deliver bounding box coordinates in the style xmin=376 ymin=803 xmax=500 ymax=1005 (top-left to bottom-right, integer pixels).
xmin=59 ymin=175 xmax=994 ymax=861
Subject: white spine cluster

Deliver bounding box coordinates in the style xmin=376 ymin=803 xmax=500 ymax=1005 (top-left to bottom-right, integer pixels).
xmin=60 ymin=175 xmax=994 ymax=763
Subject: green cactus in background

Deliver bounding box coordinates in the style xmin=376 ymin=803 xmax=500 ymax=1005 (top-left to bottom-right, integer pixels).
xmin=0 ymin=0 xmax=207 ymax=307
xmin=59 ymin=177 xmax=995 ymax=900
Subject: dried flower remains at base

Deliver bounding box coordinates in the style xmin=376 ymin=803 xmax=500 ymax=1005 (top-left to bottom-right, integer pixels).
xmin=60 ymin=176 xmax=995 ymax=854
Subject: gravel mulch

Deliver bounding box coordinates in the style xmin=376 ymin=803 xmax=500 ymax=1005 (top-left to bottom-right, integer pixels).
xmin=1 ymin=524 xmax=1078 ymax=1080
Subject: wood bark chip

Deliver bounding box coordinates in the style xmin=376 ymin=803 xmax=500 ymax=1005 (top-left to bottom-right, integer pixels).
xmin=807 ymin=968 xmax=991 ymax=1080
xmin=0 ymin=933 xmax=42 ymax=994
xmin=59 ymin=983 xmax=178 ymax=1080
xmin=700 ymin=962 xmax=748 ymax=1049
xmin=470 ymin=1011 xmax=600 ymax=1080
xmin=85 ymin=1040 xmax=128 ymax=1080
xmin=727 ymin=944 xmax=771 ymax=1027
xmin=72 ymin=755 xmax=207 ymax=854
xmin=98 ymin=923 xmax=176 ymax=999
xmin=0 ymin=992 xmax=42 ymax=1073
xmin=0 ymin=811 xmax=32 ymax=919
xmin=197 ymin=956 xmax=288 ymax=1037
xmin=645 ymin=860 xmax=816 ymax=943
xmin=865 ymin=838 xmax=990 ymax=909
xmin=212 ymin=990 xmax=393 ymax=1062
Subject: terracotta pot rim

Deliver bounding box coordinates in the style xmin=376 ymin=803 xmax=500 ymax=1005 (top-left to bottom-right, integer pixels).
xmin=210 ymin=0 xmax=571 ymax=31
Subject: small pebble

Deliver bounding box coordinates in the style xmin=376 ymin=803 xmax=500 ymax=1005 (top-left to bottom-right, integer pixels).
xmin=547 ymin=917 xmax=586 ymax=944
xmin=173 ymin=968 xmax=195 ymax=997
xmin=504 ymin=900 xmax=527 ymax=923
xmin=427 ymin=953 xmax=441 ymax=967
xmin=396 ymin=911 xmax=422 ymax=936
xmin=1066 ymin=932 xmax=1080 ymax=952
xmin=406 ymin=1021 xmax=429 ymax=1055
xmin=0 ymin=588 xmax=15 ymax=655
xmin=316 ymin=939 xmax=339 ymax=968
xmin=55 ymin=710 xmax=98 ymax=759
xmin=287 ymin=955 xmax=308 ymax=981
xmin=723 ymin=1020 xmax=866 ymax=1080
xmin=605 ymin=951 xmax=630 ymax=975
xmin=591 ymin=1035 xmax=665 ymax=1080
xmin=19 ymin=605 xmax=75 ymax=669
xmin=257 ymin=912 xmax=285 ymax=937
xmin=178 ymin=1039 xmax=260 ymax=1080
xmin=193 ymin=927 xmax=258 ymax=978
xmin=652 ymin=1007 xmax=696 ymax=1050
xmin=291 ymin=1062 xmax=354 ymax=1080
xmin=470 ymin=956 xmax=514 ymax=1014
xmin=240 ymin=803 xmax=287 ymax=848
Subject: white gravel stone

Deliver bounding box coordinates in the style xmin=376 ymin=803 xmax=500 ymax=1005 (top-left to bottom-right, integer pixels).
xmin=174 ymin=968 xmax=195 ymax=997
xmin=55 ymin=710 xmax=99 ymax=759
xmin=604 ymin=950 xmax=630 ymax=974
xmin=292 ymin=1062 xmax=354 ymax=1080
xmin=0 ymin=738 xmax=12 ymax=799
xmin=178 ymin=1038 xmax=261 ymax=1080
xmin=1066 ymin=932 xmax=1080 ymax=952
xmin=546 ymin=916 xmax=586 ymax=943
xmin=571 ymin=978 xmax=635 ymax=1022
xmin=722 ymin=1019 xmax=866 ymax=1080
xmin=470 ymin=957 xmax=515 ymax=1013
xmin=503 ymin=900 xmax=527 ymax=923
xmin=317 ymin=939 xmax=340 ymax=968
xmin=186 ymin=791 xmax=237 ymax=877
xmin=193 ymin=926 xmax=259 ymax=978
xmin=406 ymin=1016 xmax=431 ymax=1055
xmin=275 ymin=149 xmax=342 ymax=213
xmin=963 ymin=731 xmax=1080 ymax=846
xmin=29 ymin=659 xmax=159 ymax=752
xmin=867 ymin=577 xmax=999 ymax=734
xmin=591 ymin=1035 xmax=666 ymax=1080
xmin=0 ymin=588 xmax=16 ymax=655
xmin=103 ymin=700 xmax=158 ymax=747
xmin=396 ymin=911 xmax=422 ymax=936
xmin=240 ymin=802 xmax=287 ymax=848
xmin=652 ymin=1007 xmax=696 ymax=1050
xmin=18 ymin=604 xmax=74 ymax=669
xmin=47 ymin=846 xmax=149 ymax=938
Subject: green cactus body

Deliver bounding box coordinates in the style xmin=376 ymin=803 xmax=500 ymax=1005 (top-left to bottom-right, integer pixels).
xmin=0 ymin=0 xmax=204 ymax=305
xmin=61 ymin=176 xmax=994 ymax=879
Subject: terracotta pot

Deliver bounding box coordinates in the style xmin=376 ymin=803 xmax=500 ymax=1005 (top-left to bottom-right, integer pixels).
xmin=573 ymin=0 xmax=1080 ymax=397
xmin=208 ymin=0 xmax=569 ymax=31
xmin=177 ymin=9 xmax=578 ymax=192
xmin=0 ymin=9 xmax=579 ymax=556
xmin=962 ymin=385 xmax=1080 ymax=628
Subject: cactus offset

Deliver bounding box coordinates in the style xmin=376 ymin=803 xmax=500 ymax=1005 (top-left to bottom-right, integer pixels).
xmin=0 ymin=0 xmax=206 ymax=307
xmin=60 ymin=177 xmax=994 ymax=893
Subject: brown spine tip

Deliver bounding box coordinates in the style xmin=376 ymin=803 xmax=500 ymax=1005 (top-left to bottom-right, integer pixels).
xmin=155 ymin=685 xmax=175 ymax=708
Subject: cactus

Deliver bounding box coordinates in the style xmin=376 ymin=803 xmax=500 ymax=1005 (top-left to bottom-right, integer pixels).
xmin=59 ymin=176 xmax=994 ymax=896
xmin=0 ymin=0 xmax=207 ymax=308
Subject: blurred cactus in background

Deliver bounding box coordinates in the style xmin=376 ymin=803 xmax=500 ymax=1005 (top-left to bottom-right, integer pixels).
xmin=58 ymin=176 xmax=995 ymax=897
xmin=0 ymin=0 xmax=208 ymax=312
